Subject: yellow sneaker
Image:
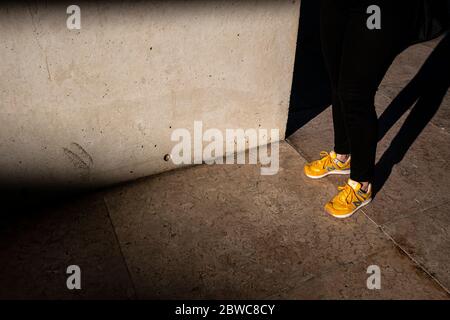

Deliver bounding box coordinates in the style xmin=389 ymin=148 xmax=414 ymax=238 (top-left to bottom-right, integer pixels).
xmin=304 ymin=151 xmax=350 ymax=179
xmin=325 ymin=179 xmax=372 ymax=219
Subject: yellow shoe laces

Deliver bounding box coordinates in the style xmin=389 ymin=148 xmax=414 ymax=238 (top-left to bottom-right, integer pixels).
xmin=313 ymin=151 xmax=334 ymax=169
xmin=337 ymin=183 xmax=359 ymax=205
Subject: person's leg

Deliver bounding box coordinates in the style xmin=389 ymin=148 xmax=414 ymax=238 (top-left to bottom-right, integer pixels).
xmin=324 ymin=0 xmax=419 ymax=218
xmin=303 ymin=0 xmax=352 ymax=180
xmin=319 ymin=0 xmax=350 ymax=157
xmin=337 ymin=0 xmax=416 ymax=184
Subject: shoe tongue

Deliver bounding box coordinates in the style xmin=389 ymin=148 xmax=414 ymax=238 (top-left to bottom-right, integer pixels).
xmin=329 ymin=151 xmax=337 ymax=159
xmin=347 ymin=179 xmax=361 ymax=191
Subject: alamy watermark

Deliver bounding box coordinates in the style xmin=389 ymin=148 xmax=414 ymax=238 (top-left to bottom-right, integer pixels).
xmin=366 ymin=265 xmax=381 ymax=290
xmin=66 ymin=5 xmax=81 ymax=30
xmin=170 ymin=121 xmax=279 ymax=175
xmin=367 ymin=5 xmax=381 ymax=30
xmin=66 ymin=265 xmax=81 ymax=290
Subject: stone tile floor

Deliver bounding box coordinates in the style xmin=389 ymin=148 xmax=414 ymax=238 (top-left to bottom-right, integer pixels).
xmin=1 ymin=36 xmax=449 ymax=299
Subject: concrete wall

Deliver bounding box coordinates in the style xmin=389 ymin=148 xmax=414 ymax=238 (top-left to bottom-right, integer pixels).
xmin=0 ymin=0 xmax=300 ymax=190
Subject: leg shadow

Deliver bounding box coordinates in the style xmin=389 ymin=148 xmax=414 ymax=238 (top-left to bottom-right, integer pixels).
xmin=373 ymin=33 xmax=450 ymax=197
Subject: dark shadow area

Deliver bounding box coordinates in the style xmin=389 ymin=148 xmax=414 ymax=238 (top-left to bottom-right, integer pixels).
xmin=285 ymin=0 xmax=331 ymax=138
xmin=373 ymin=33 xmax=450 ymax=197
xmin=0 ymin=187 xmax=85 ymax=215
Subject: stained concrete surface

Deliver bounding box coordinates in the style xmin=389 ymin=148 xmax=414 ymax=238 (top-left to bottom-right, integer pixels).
xmin=1 ymin=140 xmax=449 ymax=299
xmin=0 ymin=194 xmax=134 ymax=299
xmin=1 ymin=35 xmax=450 ymax=300
xmin=0 ymin=0 xmax=300 ymax=189
xmin=102 ymin=143 xmax=394 ymax=299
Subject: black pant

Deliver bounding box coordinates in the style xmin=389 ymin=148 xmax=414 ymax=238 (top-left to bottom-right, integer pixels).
xmin=320 ymin=0 xmax=419 ymax=182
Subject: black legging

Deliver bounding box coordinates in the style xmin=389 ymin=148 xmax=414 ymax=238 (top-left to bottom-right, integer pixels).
xmin=320 ymin=0 xmax=420 ymax=182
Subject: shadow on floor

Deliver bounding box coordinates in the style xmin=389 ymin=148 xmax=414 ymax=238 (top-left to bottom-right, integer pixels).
xmin=373 ymin=33 xmax=450 ymax=197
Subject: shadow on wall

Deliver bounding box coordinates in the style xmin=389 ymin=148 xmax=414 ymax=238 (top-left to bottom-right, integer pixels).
xmin=374 ymin=33 xmax=450 ymax=196
xmin=285 ymin=0 xmax=331 ymax=138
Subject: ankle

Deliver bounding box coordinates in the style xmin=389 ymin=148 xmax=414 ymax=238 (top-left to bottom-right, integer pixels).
xmin=360 ymin=182 xmax=370 ymax=192
xmin=336 ymin=153 xmax=350 ymax=162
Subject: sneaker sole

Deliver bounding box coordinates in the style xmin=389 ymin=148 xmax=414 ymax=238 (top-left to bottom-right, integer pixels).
xmin=305 ymin=169 xmax=350 ymax=179
xmin=327 ymin=198 xmax=372 ymax=219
